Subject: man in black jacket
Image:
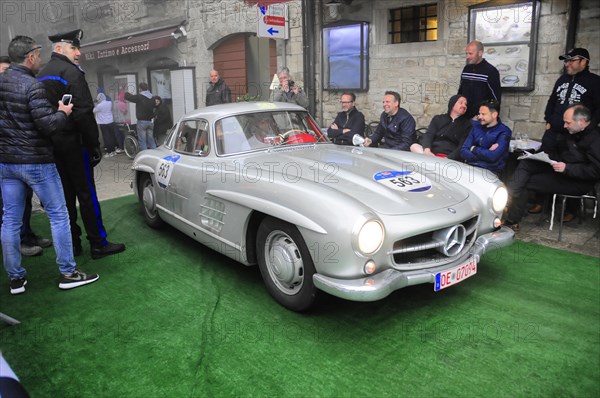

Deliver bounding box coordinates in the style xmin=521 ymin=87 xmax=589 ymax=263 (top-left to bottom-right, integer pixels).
xmin=529 ymin=48 xmax=600 ymax=219
xmin=0 ymin=35 xmax=99 ymax=294
xmin=364 ymin=91 xmax=416 ymax=151
xmin=503 ymin=104 xmax=600 ymax=231
xmin=125 ymin=82 xmax=157 ymax=150
xmin=0 ymin=55 xmax=52 ymax=257
xmin=327 ymin=92 xmax=365 ymax=145
xmin=206 ymin=69 xmax=231 ymax=106
xmin=37 ymin=29 xmax=125 ymax=259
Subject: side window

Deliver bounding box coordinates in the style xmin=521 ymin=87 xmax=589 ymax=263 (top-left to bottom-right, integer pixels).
xmin=175 ymin=120 xmax=198 ymax=154
xmin=215 ymin=116 xmax=251 ymax=155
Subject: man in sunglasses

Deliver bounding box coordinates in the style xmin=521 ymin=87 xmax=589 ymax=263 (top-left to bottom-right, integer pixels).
xmin=544 ymin=48 xmax=600 ymax=135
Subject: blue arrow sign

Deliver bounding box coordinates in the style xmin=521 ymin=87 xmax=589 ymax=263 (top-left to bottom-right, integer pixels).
xmin=267 ymin=27 xmax=279 ymax=35
xmin=260 ymin=6 xmax=266 ymax=15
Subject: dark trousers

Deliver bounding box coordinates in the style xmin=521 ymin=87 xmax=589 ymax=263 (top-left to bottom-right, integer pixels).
xmin=99 ymin=123 xmax=117 ymax=152
xmin=505 ymin=159 xmax=594 ymax=223
xmin=54 ymin=144 xmax=108 ymax=248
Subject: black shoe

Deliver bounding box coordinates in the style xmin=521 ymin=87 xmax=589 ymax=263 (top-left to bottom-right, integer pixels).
xmin=20 ymin=244 xmax=43 ymax=257
xmin=10 ymin=278 xmax=27 ymax=295
xmin=22 ymin=233 xmax=52 ymax=248
xmin=90 ymin=241 xmax=126 ymax=259
xmin=58 ymin=269 xmax=99 ymax=290
xmin=73 ymin=245 xmax=83 ymax=257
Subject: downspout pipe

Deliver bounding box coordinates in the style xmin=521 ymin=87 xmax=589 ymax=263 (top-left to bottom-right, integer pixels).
xmin=302 ymin=0 xmax=316 ymax=115
xmin=566 ymin=0 xmax=580 ymax=51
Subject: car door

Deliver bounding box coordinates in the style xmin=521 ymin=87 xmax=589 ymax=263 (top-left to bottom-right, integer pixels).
xmin=156 ymin=119 xmax=207 ymax=217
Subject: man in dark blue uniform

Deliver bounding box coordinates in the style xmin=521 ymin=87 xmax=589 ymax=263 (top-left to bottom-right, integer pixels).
xmin=37 ymin=30 xmax=125 ymax=259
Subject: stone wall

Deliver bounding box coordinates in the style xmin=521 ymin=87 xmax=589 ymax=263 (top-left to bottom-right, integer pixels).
xmin=313 ymin=0 xmax=600 ymax=139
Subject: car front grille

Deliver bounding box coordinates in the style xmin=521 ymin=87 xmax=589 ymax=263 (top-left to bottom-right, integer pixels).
xmin=391 ymin=216 xmax=479 ymax=269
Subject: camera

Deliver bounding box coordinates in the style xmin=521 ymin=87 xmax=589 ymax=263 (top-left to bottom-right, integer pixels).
xmin=288 ymin=80 xmax=295 ymax=88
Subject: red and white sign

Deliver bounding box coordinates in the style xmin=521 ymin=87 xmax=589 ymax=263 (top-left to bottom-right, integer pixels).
xmin=257 ymin=4 xmax=289 ymax=40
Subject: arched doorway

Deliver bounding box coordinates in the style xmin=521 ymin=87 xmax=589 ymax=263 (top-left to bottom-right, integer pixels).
xmin=212 ymin=34 xmax=277 ymax=101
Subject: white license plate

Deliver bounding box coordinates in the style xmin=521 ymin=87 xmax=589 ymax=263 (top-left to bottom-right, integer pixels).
xmin=434 ymin=257 xmax=477 ymax=291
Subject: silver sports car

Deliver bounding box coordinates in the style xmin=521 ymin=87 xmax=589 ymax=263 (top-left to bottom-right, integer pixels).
xmin=132 ymin=102 xmax=514 ymax=311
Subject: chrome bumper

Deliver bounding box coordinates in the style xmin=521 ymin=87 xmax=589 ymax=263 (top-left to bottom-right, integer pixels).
xmin=313 ymin=226 xmax=515 ymax=302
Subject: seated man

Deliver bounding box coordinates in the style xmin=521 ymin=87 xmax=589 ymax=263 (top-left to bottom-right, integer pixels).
xmin=364 ymin=91 xmax=416 ymax=151
xmin=327 ymin=92 xmax=365 ymax=145
xmin=411 ymin=95 xmax=471 ymax=160
xmin=460 ymin=99 xmax=512 ymax=176
xmin=248 ymin=115 xmax=276 ymax=148
xmin=503 ymin=104 xmax=600 ymax=231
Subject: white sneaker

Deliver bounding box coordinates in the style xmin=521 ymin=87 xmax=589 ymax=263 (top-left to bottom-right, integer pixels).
xmin=103 ymin=152 xmax=116 ymax=158
xmin=115 ymin=148 xmax=124 ymax=154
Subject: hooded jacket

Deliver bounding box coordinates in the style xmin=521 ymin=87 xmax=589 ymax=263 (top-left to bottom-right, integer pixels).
xmin=93 ymin=93 xmax=114 ymax=125
xmin=0 ymin=64 xmax=67 ymax=164
xmin=544 ymin=69 xmax=600 ymax=132
xmin=420 ymin=95 xmax=472 ymax=160
xmin=37 ymin=52 xmax=100 ymax=151
xmin=124 ymin=90 xmax=155 ymax=121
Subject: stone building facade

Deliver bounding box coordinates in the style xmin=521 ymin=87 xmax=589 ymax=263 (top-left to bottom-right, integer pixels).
xmin=1 ymin=0 xmax=598 ymax=139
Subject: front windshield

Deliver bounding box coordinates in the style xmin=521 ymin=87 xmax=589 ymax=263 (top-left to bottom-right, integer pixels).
xmin=215 ymin=111 xmax=327 ymax=155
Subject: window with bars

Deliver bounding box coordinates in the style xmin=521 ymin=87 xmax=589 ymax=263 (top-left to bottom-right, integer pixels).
xmin=389 ymin=4 xmax=438 ymax=44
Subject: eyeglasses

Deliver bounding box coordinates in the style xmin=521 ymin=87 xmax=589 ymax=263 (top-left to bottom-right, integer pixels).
xmin=564 ymin=57 xmax=582 ymax=64
xmin=340 ymin=101 xmax=353 ymax=104
xmin=23 ymin=45 xmax=42 ymax=56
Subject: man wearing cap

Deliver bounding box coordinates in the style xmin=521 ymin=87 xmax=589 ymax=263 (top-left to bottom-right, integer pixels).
xmin=37 ymin=29 xmax=126 ymax=259
xmin=544 ymin=48 xmax=600 ymax=135
xmin=527 ymin=48 xmax=600 ymax=220
xmin=0 ymin=35 xmax=99 ymax=294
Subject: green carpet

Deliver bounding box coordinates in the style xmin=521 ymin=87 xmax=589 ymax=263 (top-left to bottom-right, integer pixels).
xmin=1 ymin=195 xmax=599 ymax=397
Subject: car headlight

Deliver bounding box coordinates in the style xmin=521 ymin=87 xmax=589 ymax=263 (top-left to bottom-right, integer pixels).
xmin=357 ymin=220 xmax=384 ymax=255
xmin=492 ymin=186 xmax=508 ymax=213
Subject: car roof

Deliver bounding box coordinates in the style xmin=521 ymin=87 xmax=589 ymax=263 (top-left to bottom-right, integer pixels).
xmin=181 ymin=102 xmax=307 ymax=122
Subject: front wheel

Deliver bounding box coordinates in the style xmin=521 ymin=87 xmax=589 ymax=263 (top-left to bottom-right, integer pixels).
xmin=256 ymin=217 xmax=319 ymax=311
xmin=139 ymin=173 xmax=165 ymax=229
xmin=124 ymin=133 xmax=138 ymax=159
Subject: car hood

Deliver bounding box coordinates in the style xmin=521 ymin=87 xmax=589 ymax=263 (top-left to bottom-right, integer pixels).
xmin=246 ymin=145 xmax=471 ymax=215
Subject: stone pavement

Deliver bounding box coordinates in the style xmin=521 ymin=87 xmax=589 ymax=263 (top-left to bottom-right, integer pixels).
xmin=35 ymin=152 xmax=600 ymax=259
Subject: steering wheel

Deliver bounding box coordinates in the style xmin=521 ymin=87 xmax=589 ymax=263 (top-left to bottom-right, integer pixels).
xmin=277 ymin=129 xmax=308 ymax=145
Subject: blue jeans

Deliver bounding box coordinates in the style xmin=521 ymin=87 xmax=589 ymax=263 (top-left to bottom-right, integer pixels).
xmin=137 ymin=120 xmax=157 ymax=151
xmin=0 ymin=163 xmax=76 ymax=279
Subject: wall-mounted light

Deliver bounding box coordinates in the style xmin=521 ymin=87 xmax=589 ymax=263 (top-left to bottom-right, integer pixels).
xmin=325 ymin=0 xmax=342 ymax=20
xmin=172 ymin=25 xmax=187 ymax=40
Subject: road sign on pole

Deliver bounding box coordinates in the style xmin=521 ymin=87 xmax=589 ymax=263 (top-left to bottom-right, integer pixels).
xmin=257 ymin=4 xmax=289 ymax=40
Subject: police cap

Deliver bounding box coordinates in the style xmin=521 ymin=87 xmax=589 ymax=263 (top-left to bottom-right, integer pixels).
xmin=48 ymin=29 xmax=83 ymax=48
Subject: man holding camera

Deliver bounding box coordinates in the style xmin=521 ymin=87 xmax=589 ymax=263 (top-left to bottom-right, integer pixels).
xmin=270 ymin=67 xmax=309 ymax=108
xmin=38 ymin=29 xmax=126 ymax=259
